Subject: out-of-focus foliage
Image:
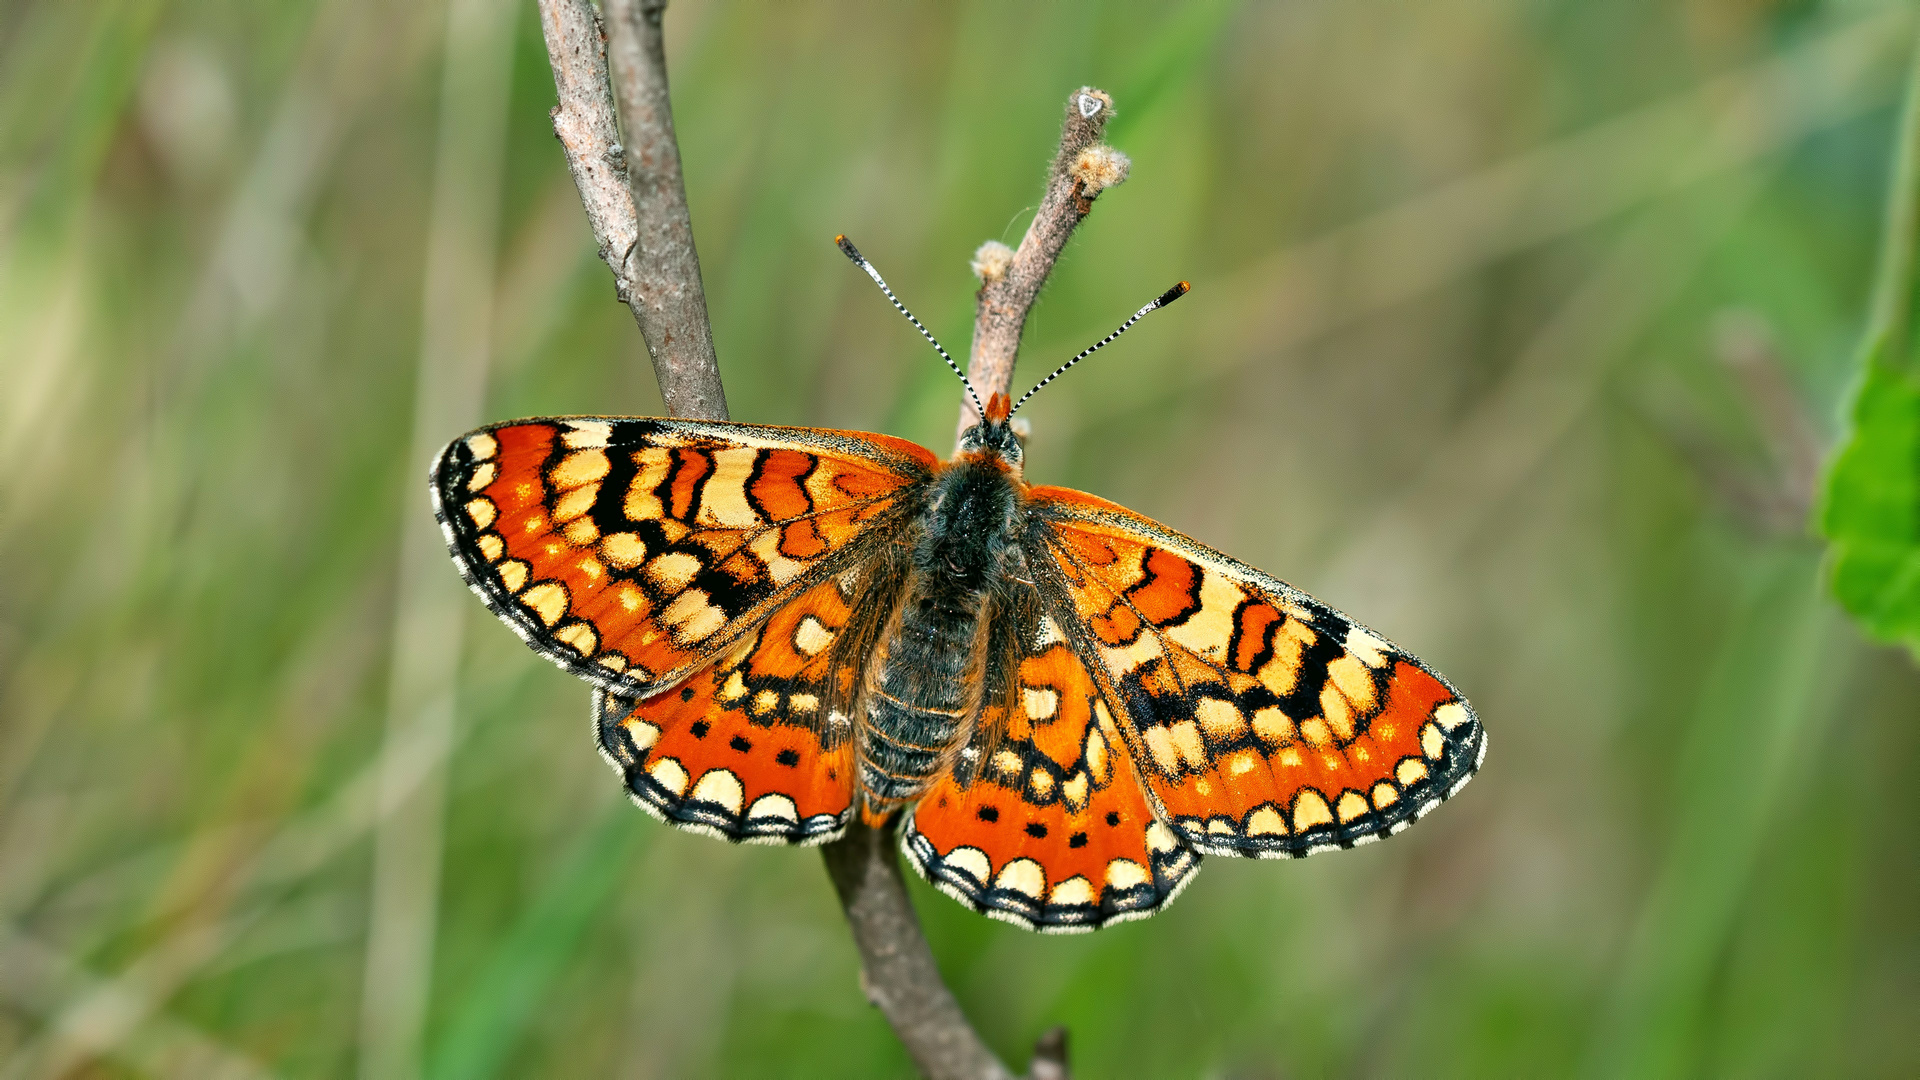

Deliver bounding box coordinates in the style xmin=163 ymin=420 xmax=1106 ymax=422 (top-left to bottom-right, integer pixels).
xmin=1821 ymin=39 xmax=1920 ymax=657
xmin=2 ymin=1 xmax=1917 ymax=1077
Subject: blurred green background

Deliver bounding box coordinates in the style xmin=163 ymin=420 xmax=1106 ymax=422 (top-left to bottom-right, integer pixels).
xmin=3 ymin=0 xmax=1918 ymax=1076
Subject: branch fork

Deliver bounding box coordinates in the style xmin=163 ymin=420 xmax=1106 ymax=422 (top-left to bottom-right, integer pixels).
xmin=536 ymin=4 xmax=1131 ymax=1073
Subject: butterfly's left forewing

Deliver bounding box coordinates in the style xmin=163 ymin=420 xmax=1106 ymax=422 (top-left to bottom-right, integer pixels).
xmin=1027 ymin=487 xmax=1485 ymax=859
xmin=432 ymin=417 xmax=935 ymax=698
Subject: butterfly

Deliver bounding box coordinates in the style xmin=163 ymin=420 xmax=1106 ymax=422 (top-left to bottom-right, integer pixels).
xmin=430 ymin=238 xmax=1484 ymax=933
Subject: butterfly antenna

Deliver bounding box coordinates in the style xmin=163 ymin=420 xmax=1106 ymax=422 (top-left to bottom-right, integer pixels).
xmin=1011 ymin=281 xmax=1190 ymax=415
xmin=836 ymin=235 xmax=985 ymax=420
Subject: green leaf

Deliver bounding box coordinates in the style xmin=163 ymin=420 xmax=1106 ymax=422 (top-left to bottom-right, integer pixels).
xmin=1818 ymin=29 xmax=1920 ymax=657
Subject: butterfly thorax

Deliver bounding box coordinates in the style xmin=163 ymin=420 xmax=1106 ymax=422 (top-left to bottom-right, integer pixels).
xmin=855 ymin=433 xmax=1026 ymax=822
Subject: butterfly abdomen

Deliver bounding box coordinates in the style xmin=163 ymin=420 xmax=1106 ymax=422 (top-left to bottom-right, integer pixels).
xmin=856 ymin=457 xmax=1023 ymax=819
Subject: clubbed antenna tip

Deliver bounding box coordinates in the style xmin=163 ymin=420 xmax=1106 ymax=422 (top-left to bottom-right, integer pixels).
xmin=1012 ymin=281 xmax=1191 ymax=415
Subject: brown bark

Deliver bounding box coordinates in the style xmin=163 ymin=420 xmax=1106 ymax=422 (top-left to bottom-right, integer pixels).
xmin=960 ymin=88 xmax=1117 ymax=436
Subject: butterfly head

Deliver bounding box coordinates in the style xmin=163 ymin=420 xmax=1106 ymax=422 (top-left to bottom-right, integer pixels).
xmin=956 ymin=391 xmax=1024 ymax=470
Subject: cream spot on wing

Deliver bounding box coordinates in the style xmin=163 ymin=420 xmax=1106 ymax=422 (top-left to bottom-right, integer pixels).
xmin=1396 ymin=757 xmax=1429 ymax=786
xmin=465 ymin=432 xmax=498 ymax=459
xmin=1196 ymin=697 xmax=1246 ymax=740
xmin=1371 ymin=781 xmax=1399 ymax=809
xmin=942 ymin=846 xmax=991 ymax=883
xmin=719 ymin=672 xmax=747 ymax=702
xmin=1206 ymin=818 xmax=1235 ymax=836
xmin=691 ymin=769 xmax=744 ymax=813
xmin=624 ymin=448 xmax=671 ymax=522
xmin=497 ymin=559 xmax=530 ymax=594
xmin=553 ymin=482 xmax=599 ymax=523
xmin=746 ymin=528 xmax=807 ymax=585
xmin=597 ymin=653 xmax=627 ymax=672
xmin=1420 ymin=721 xmax=1444 ymax=759
xmin=1327 ymin=653 xmax=1378 ymax=714
xmin=615 ymin=584 xmax=646 ymax=613
xmin=624 ymin=719 xmax=659 ymax=751
xmin=1144 ymin=726 xmax=1180 ymax=777
xmin=1228 ymin=751 xmax=1261 ymax=777
xmin=751 ymin=689 xmax=779 ymax=716
xmin=521 ymin=582 xmax=569 ymax=627
xmin=563 ymin=518 xmax=599 ymax=546
xmin=1028 ymin=770 xmax=1054 ymax=798
xmin=996 ymin=858 xmax=1046 ymax=898
xmin=1061 ymin=772 xmax=1089 ymax=812
xmin=1251 ymin=707 xmax=1296 ymax=746
xmin=1085 ymin=726 xmax=1111 ymax=785
xmin=477 ymin=534 xmax=504 ymax=562
xmin=1336 ymin=790 xmax=1369 ymax=823
xmin=1245 ymin=805 xmax=1288 ymax=835
xmin=465 ymin=497 xmax=497 ymax=529
xmin=1321 ymin=684 xmax=1355 ymax=742
xmin=562 ymin=420 xmax=612 ymax=449
xmin=746 ymin=793 xmax=798 ymax=823
xmin=466 ymin=461 xmax=496 ymax=491
xmin=1299 ymin=717 xmax=1332 ymax=749
xmin=1145 ymin=820 xmax=1179 ymax=853
xmin=1257 ymin=618 xmax=1316 ymax=697
xmin=1345 ymin=626 xmax=1391 ymax=668
xmin=662 ymin=588 xmax=726 ymax=643
xmin=1097 ymin=632 xmax=1163 ymax=676
xmin=696 ymin=447 xmax=762 ymax=529
xmin=790 ymin=693 xmax=819 ymax=713
xmin=1168 ymin=720 xmax=1207 ymax=769
xmin=1023 ymin=687 xmax=1059 ymax=721
xmin=551 ymin=449 xmax=610 ymax=490
xmin=1049 ymin=876 xmax=1094 ymax=906
xmin=1434 ymin=701 xmax=1472 ymax=731
xmin=1033 ymin=616 xmax=1067 ymax=647
xmin=600 ymin=532 xmax=647 ymax=570
xmin=793 ymin=615 xmax=833 ymax=657
xmin=646 ymin=552 xmax=704 ymax=591
xmin=648 ymin=756 xmax=688 ymax=795
xmin=1165 ymin=571 xmax=1247 ymax=660
xmin=1105 ymin=859 xmax=1148 ymax=890
xmin=991 ymin=749 xmax=1023 ymax=778
xmin=1291 ymin=790 xmax=1333 ymax=831
xmin=554 ymin=622 xmax=598 ymax=656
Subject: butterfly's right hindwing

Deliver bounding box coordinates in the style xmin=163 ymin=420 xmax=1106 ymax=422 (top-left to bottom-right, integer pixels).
xmin=432 ymin=417 xmax=936 ymax=697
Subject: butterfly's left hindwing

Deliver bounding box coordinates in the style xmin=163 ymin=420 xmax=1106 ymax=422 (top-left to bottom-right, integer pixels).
xmin=1027 ymin=487 xmax=1485 ymax=860
xmin=432 ymin=418 xmax=935 ymax=698
xmin=593 ymin=571 xmax=880 ymax=845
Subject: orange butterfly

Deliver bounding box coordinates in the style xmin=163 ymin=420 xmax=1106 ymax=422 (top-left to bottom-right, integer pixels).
xmin=431 ymin=239 xmax=1484 ymax=932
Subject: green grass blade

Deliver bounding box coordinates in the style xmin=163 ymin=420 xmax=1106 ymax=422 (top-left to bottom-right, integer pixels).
xmin=423 ymin=809 xmax=640 ymax=1080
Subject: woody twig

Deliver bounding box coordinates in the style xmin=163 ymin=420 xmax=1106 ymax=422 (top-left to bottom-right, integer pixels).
xmin=538 ymin=0 xmax=726 ymax=421
xmin=960 ymin=88 xmax=1130 ymax=437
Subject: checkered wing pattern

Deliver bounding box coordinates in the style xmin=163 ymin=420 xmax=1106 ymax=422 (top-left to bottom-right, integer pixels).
xmin=431 ymin=417 xmax=935 ymax=697
xmin=593 ymin=567 xmax=885 ymax=844
xmin=902 ymin=617 xmax=1200 ymax=932
xmin=1028 ymin=487 xmax=1485 ymax=859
